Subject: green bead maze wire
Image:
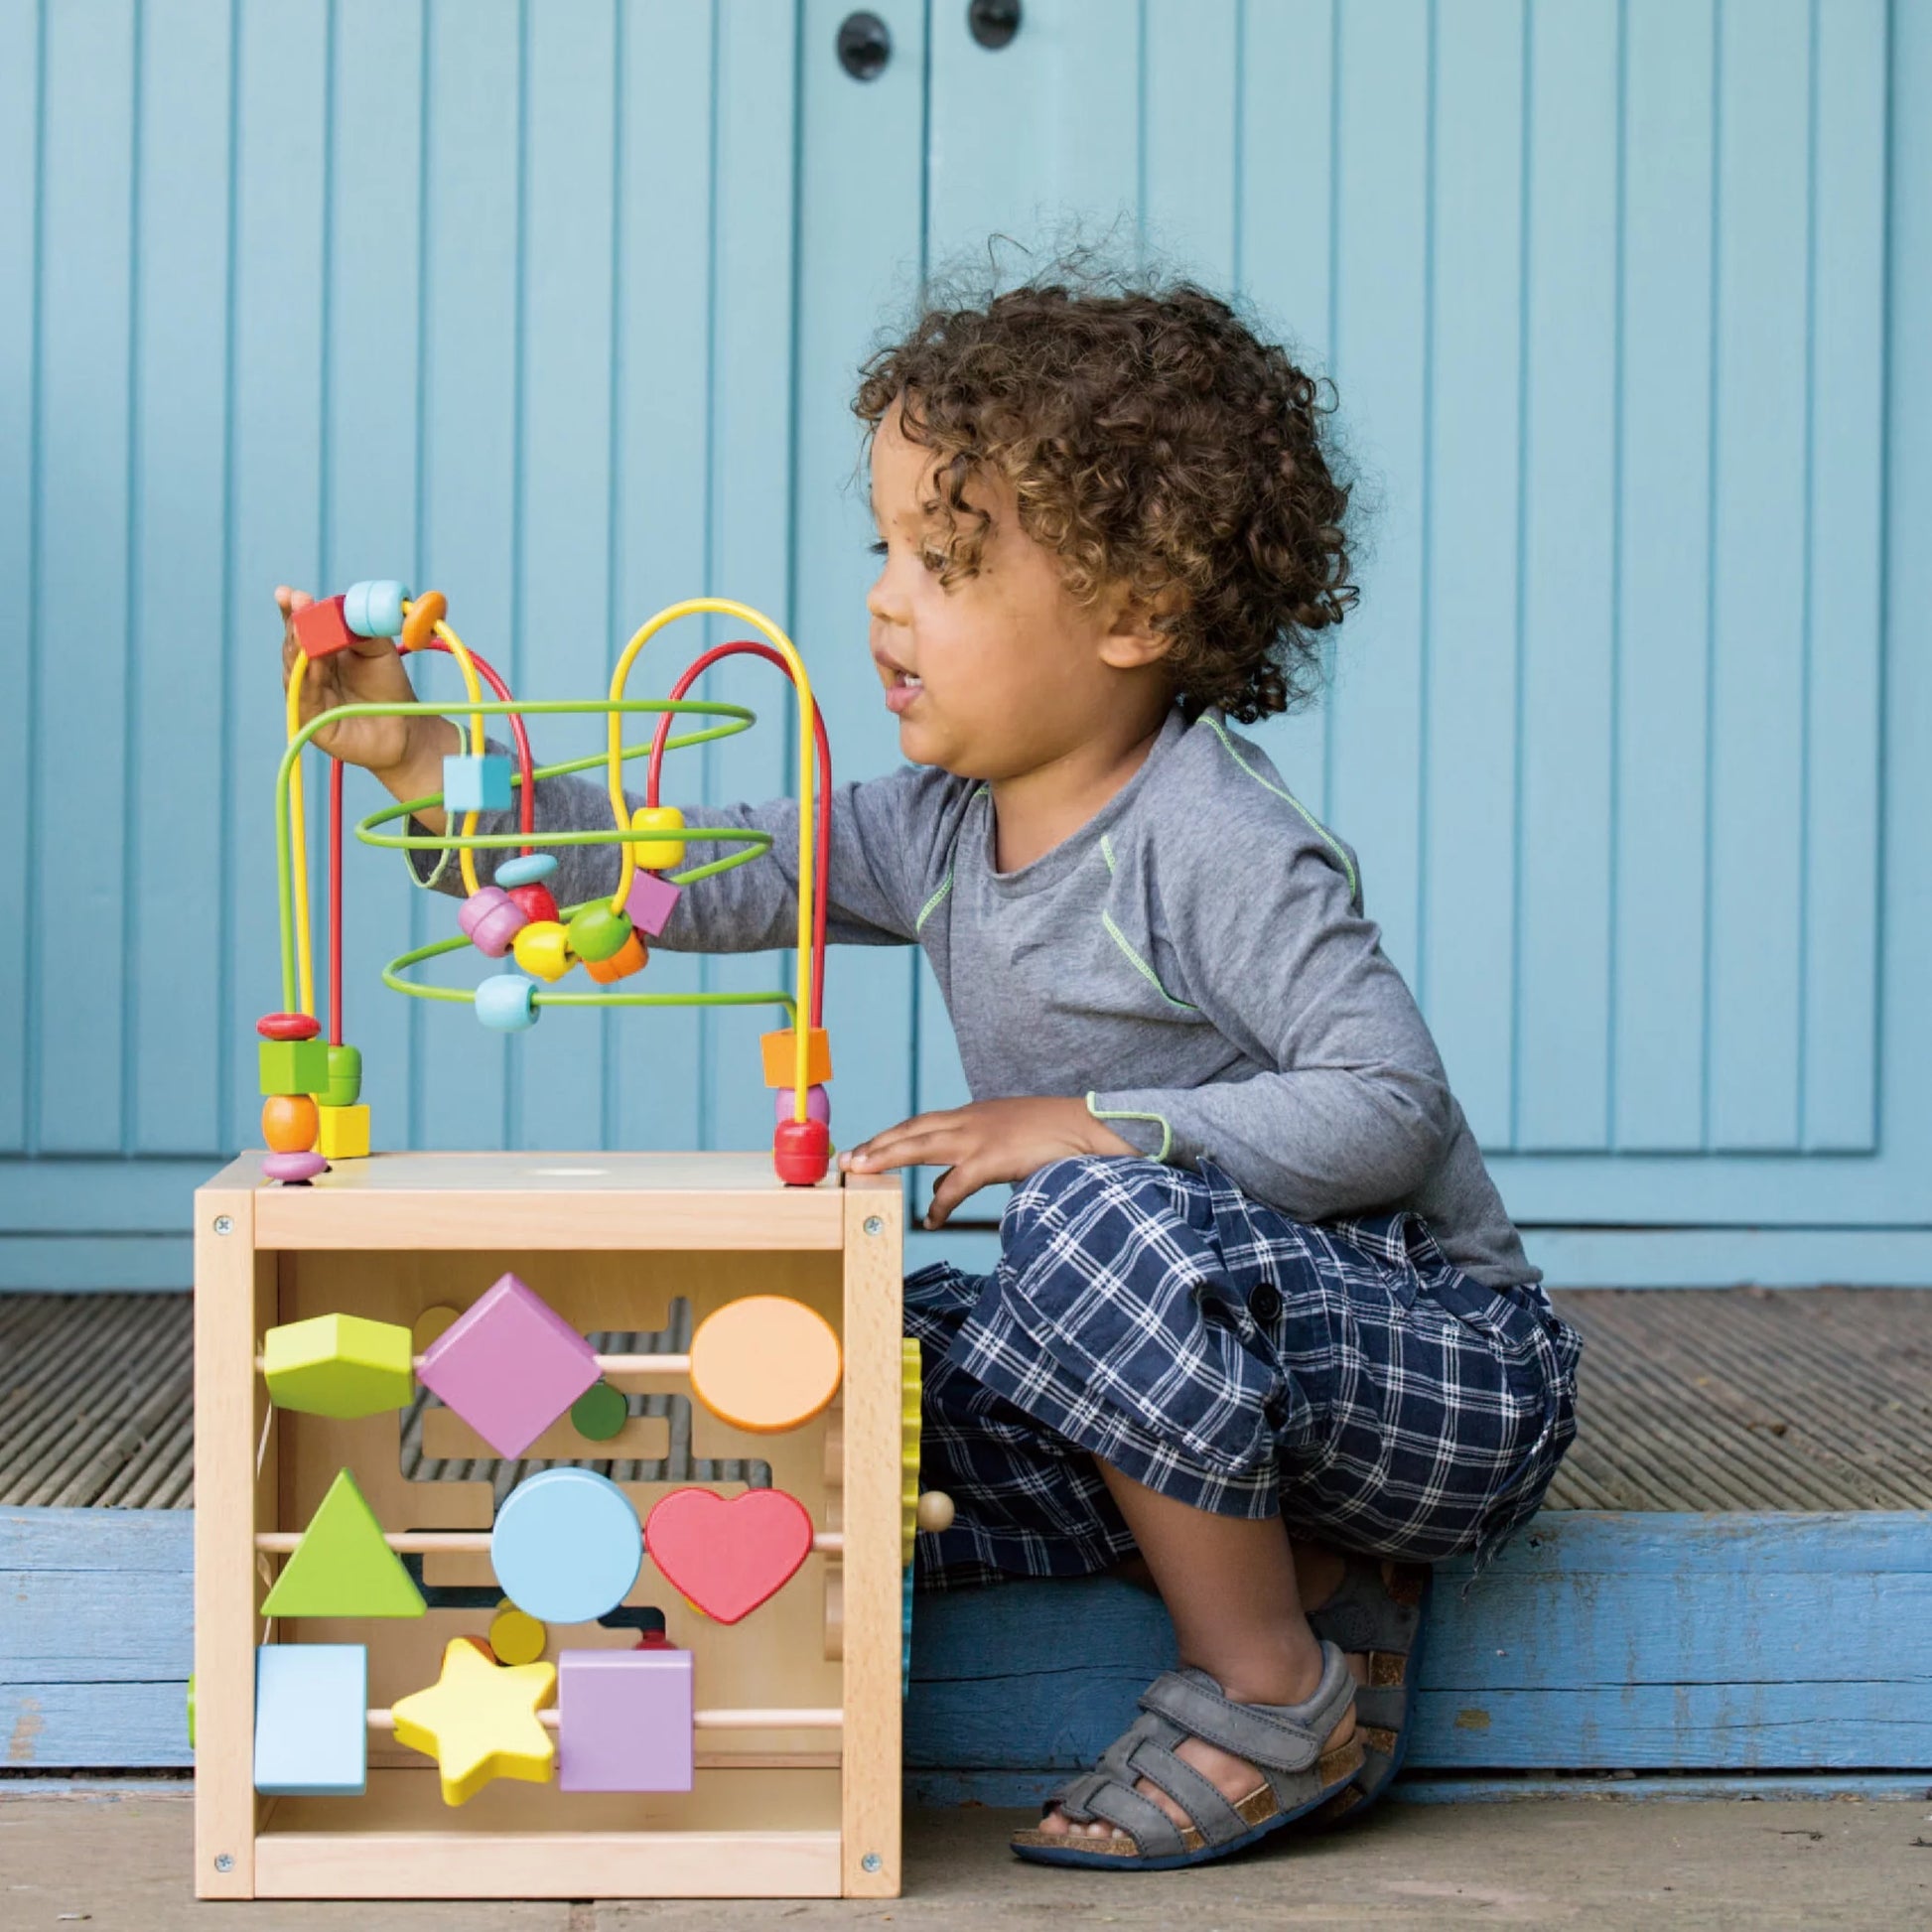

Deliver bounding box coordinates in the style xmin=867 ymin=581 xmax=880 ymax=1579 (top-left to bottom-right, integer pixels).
xmin=277 ymin=698 xmax=796 ymax=1028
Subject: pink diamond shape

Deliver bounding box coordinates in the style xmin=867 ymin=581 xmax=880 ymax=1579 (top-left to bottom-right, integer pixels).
xmin=416 ymin=1272 xmax=600 ymax=1458
xmin=622 ymin=869 xmax=683 ymax=937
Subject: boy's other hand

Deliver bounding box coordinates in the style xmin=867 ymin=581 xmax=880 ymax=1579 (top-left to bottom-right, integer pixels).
xmin=276 ymin=584 xmax=451 ymax=783
xmin=839 ymin=1096 xmax=1139 ymax=1229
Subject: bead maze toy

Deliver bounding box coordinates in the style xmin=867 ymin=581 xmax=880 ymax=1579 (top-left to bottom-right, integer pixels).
xmin=260 ymin=585 xmax=838 ymax=1187
xmin=194 ymin=589 xmax=948 ymax=1901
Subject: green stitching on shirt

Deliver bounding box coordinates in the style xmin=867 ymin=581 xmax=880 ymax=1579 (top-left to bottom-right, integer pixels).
xmin=1100 ymin=833 xmax=1117 ymax=874
xmin=1202 ymin=715 xmax=1359 ymax=905
xmin=915 ymin=871 xmax=954 ymax=932
xmin=1100 ymin=911 xmax=1199 ymax=1011
xmin=1086 ymin=1092 xmax=1173 ymax=1163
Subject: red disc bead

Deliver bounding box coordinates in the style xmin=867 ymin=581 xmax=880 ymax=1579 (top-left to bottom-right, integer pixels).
xmin=256 ymin=1013 xmax=322 ymax=1041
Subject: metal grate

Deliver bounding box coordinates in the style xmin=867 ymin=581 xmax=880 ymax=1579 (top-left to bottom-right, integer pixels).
xmin=1 ymin=1287 xmax=1928 ymax=1513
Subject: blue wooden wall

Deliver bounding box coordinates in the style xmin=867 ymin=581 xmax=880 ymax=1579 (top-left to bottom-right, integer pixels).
xmin=1 ymin=0 xmax=1926 ymax=1289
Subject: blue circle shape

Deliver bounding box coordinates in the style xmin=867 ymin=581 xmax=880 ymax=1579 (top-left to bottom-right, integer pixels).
xmin=496 ymin=852 xmax=559 ymax=888
xmin=491 ymin=1468 xmax=641 ymax=1623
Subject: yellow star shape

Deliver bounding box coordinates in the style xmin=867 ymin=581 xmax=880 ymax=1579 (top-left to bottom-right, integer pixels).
xmin=390 ymin=1637 xmax=556 ymax=1806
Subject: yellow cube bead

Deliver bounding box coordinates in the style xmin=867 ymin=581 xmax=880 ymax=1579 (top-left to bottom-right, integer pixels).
xmin=759 ymin=1026 xmax=833 ymax=1088
xmin=316 ymin=1103 xmax=370 ymax=1160
xmin=512 ymin=919 xmax=572 ymax=982
xmin=629 ymin=804 xmax=686 ymax=872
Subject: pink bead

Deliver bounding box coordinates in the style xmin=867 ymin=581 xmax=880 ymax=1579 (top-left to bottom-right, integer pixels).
xmin=458 ymin=887 xmax=530 ymax=960
xmin=263 ymin=1151 xmax=329 ymax=1183
xmin=772 ymin=1083 xmax=831 ymax=1127
xmin=622 ymin=869 xmax=683 ymax=937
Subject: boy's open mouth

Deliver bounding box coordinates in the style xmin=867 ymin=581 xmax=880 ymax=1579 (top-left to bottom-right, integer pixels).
xmin=876 ymin=650 xmax=924 ymax=715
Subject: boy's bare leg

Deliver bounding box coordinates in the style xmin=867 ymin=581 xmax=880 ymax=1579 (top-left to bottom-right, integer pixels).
xmin=1039 ymin=1459 xmax=1357 ymax=1841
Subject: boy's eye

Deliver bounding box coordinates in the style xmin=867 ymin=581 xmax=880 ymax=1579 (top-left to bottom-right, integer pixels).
xmin=868 ymin=539 xmax=889 ymax=557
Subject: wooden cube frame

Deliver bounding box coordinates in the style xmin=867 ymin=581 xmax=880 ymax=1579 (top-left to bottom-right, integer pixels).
xmin=193 ymin=1152 xmax=903 ymax=1900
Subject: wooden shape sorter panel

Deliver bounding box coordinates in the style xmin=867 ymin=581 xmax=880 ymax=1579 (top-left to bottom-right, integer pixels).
xmin=192 ymin=1152 xmax=903 ymax=1902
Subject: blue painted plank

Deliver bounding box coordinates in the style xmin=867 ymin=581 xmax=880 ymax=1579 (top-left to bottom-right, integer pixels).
xmin=412 ymin=0 xmax=522 ymax=1154
xmin=126 ymin=0 xmax=233 ymax=1159
xmin=322 ymin=0 xmax=425 ymax=1168
xmin=1609 ymin=0 xmax=1716 ymax=1156
xmin=222 ymin=0 xmax=331 ymax=1155
xmin=1233 ymin=0 xmax=1334 ymax=825
xmin=0 ymin=1507 xmax=194 ymax=1569
xmin=1142 ymin=0 xmax=1236 ymax=283
xmin=31 ymin=0 xmax=135 ymax=1154
xmin=1323 ymin=0 xmax=1428 ymax=986
xmin=1801 ymin=0 xmax=1885 ymax=1154
xmin=1705 ymin=0 xmax=1810 ymax=1152
xmin=1415 ymin=0 xmax=1524 ymax=1147
xmin=1512 ymin=0 xmax=1618 ymax=1152
xmin=0 ymin=0 xmax=37 ymax=1155
xmin=0 ymin=1237 xmax=192 ymax=1291
xmin=0 ymin=1680 xmax=190 ymax=1770
xmin=793 ymin=0 xmax=925 ymax=1159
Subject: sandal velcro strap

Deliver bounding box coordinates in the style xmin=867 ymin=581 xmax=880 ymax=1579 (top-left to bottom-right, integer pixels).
xmin=1138 ymin=1643 xmax=1354 ymax=1775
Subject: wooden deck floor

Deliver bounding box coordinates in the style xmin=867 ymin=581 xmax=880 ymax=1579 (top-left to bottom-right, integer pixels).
xmin=2 ymin=1286 xmax=1927 ymax=1512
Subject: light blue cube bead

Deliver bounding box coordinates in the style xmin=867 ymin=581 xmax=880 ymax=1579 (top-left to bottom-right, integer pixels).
xmin=254 ymin=1644 xmax=367 ymax=1796
xmin=444 ymin=752 xmax=513 ymax=814
xmin=477 ymin=972 xmax=539 ymax=1032
xmin=496 ymin=852 xmax=559 ymax=888
xmin=342 ymin=579 xmax=410 ymax=637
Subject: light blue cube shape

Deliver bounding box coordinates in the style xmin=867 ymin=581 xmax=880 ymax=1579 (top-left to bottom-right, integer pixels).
xmin=254 ymin=1644 xmax=367 ymax=1796
xmin=443 ymin=753 xmax=513 ymax=815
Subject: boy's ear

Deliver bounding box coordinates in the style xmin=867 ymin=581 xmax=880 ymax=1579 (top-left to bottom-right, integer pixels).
xmin=1097 ymin=583 xmax=1183 ymax=672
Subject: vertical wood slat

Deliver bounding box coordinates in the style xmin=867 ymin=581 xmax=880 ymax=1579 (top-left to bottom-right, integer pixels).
xmin=1325 ymin=0 xmax=1429 ymax=986
xmin=129 ymin=0 xmax=233 ymax=1156
xmin=1610 ymin=0 xmax=1716 ymax=1154
xmin=0 ymin=0 xmax=37 ymax=1154
xmin=1706 ymin=0 xmax=1811 ymax=1151
xmin=1512 ymin=0 xmax=1619 ymax=1151
xmin=32 ymin=0 xmax=136 ymax=1152
xmin=1416 ymin=0 xmax=1525 ymax=1148
xmin=1142 ymin=0 xmax=1237 ymax=282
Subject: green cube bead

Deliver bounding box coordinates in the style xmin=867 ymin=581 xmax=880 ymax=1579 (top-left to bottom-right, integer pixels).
xmin=322 ymin=1043 xmax=363 ymax=1108
xmin=258 ymin=1037 xmax=331 ymax=1097
xmin=263 ymin=1313 xmax=415 ymax=1418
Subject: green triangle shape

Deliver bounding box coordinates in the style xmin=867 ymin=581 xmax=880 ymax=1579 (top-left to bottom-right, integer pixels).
xmin=261 ymin=1468 xmax=426 ymax=1619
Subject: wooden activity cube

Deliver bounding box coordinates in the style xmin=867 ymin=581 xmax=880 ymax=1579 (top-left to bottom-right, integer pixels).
xmin=193 ymin=1152 xmax=904 ymax=1900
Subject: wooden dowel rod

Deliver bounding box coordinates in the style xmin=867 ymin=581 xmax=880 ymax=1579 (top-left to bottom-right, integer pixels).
xmin=251 ymin=1352 xmax=692 ymax=1375
xmin=255 ymin=1529 xmax=844 ymax=1555
xmin=365 ymin=1708 xmax=842 ymax=1732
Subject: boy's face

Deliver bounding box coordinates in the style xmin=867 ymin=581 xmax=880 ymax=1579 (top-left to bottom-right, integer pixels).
xmin=865 ymin=398 xmax=1163 ymax=780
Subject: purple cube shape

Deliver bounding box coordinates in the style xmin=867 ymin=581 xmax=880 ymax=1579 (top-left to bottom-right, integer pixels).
xmin=416 ymin=1272 xmax=600 ymax=1458
xmin=622 ymin=869 xmax=683 ymax=937
xmin=558 ymin=1646 xmax=694 ymax=1792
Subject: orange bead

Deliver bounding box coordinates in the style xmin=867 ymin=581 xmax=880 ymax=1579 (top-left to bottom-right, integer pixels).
xmin=584 ymin=931 xmax=648 ymax=984
xmin=401 ymin=589 xmax=448 ymax=653
xmin=262 ymin=1093 xmax=320 ymax=1154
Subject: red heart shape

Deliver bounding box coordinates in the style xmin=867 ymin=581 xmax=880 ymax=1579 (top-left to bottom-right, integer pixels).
xmin=643 ymin=1487 xmax=815 ymax=1625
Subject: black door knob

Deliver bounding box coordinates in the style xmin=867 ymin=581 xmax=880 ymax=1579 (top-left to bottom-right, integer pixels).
xmin=837 ymin=10 xmax=892 ymax=80
xmin=968 ymin=0 xmax=1022 ymax=49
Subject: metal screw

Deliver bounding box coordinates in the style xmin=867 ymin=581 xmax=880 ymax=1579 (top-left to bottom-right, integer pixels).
xmin=864 ymin=1215 xmax=883 ymax=1236
xmin=213 ymin=1854 xmax=234 ymax=1872
xmin=212 ymin=1215 xmax=233 ymax=1236
xmin=862 ymin=1852 xmax=882 ymax=1873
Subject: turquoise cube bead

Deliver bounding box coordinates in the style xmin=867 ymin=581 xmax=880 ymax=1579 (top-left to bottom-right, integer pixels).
xmin=444 ymin=753 xmax=513 ymax=814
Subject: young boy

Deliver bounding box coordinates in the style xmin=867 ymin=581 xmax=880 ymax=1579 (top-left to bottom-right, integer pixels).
xmin=279 ymin=274 xmax=1580 ymax=1871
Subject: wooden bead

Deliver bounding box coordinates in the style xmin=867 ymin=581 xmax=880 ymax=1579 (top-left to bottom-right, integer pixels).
xmin=262 ymin=1093 xmax=319 ymax=1154
xmin=916 ymin=1490 xmax=956 ymax=1534
xmin=444 ymin=753 xmax=513 ymax=815
xmin=571 ymin=1380 xmax=628 ymax=1441
xmin=759 ymin=1027 xmax=833 ymax=1088
xmin=257 ymin=1012 xmax=322 ymax=1041
xmin=476 ymin=973 xmax=539 ymax=1031
xmin=259 ymin=1037 xmax=330 ymax=1096
xmin=316 ymin=1103 xmax=370 ymax=1160
xmin=400 ymin=589 xmax=447 ymax=653
xmin=496 ymin=853 xmax=558 ymax=889
xmin=322 ymin=1043 xmax=362 ymax=1108
xmin=773 ymin=1082 xmax=830 ymax=1126
xmin=628 ymin=805 xmax=686 ymax=871
xmin=510 ymin=920 xmax=572 ymax=983
xmin=262 ymin=1150 xmax=328 ymax=1183
xmin=772 ymin=1117 xmax=831 ymax=1186
xmin=584 ymin=931 xmax=647 ymax=984
xmin=292 ymin=594 xmax=357 ymax=659
xmin=458 ymin=886 xmax=529 ymax=959
xmin=565 ymin=903 xmax=632 ymax=964
xmin=487 ymin=1601 xmax=548 ymax=1668
xmin=343 ymin=579 xmax=409 ymax=637
xmin=506 ymin=882 xmax=560 ymax=925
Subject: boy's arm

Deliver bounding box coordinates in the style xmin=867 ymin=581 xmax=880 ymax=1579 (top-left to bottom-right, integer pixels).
xmin=1086 ymin=841 xmax=1455 ymax=1222
xmin=408 ymin=737 xmax=939 ymax=949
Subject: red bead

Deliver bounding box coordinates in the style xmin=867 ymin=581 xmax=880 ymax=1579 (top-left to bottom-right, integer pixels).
xmin=292 ymin=594 xmax=357 ymax=659
xmin=506 ymin=882 xmax=560 ymax=925
xmin=772 ymin=1118 xmax=831 ymax=1187
xmin=257 ymin=1012 xmax=323 ymax=1041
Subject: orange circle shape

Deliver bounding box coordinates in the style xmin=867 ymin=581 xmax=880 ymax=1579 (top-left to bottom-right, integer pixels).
xmin=400 ymin=589 xmax=447 ymax=653
xmin=689 ymin=1296 xmax=843 ymax=1434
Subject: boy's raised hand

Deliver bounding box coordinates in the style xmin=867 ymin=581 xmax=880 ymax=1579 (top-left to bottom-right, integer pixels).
xmin=839 ymin=1097 xmax=1139 ymax=1229
xmin=276 ymin=584 xmax=433 ymax=778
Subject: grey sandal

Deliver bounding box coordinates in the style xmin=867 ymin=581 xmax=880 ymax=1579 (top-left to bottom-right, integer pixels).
xmin=1010 ymin=1640 xmax=1363 ymax=1870
xmin=1302 ymin=1555 xmax=1432 ymax=1827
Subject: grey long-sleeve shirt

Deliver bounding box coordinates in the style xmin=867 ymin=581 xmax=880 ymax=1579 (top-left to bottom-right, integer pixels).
xmin=426 ymin=706 xmax=1538 ymax=1287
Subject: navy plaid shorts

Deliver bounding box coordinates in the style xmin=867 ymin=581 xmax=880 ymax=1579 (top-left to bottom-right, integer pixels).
xmin=906 ymin=1155 xmax=1581 ymax=1587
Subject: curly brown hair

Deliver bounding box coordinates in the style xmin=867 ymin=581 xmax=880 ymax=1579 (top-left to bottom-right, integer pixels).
xmin=852 ymin=267 xmax=1356 ymax=722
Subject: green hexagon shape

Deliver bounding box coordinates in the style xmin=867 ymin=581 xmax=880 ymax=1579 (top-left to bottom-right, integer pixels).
xmin=263 ymin=1313 xmax=414 ymax=1419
